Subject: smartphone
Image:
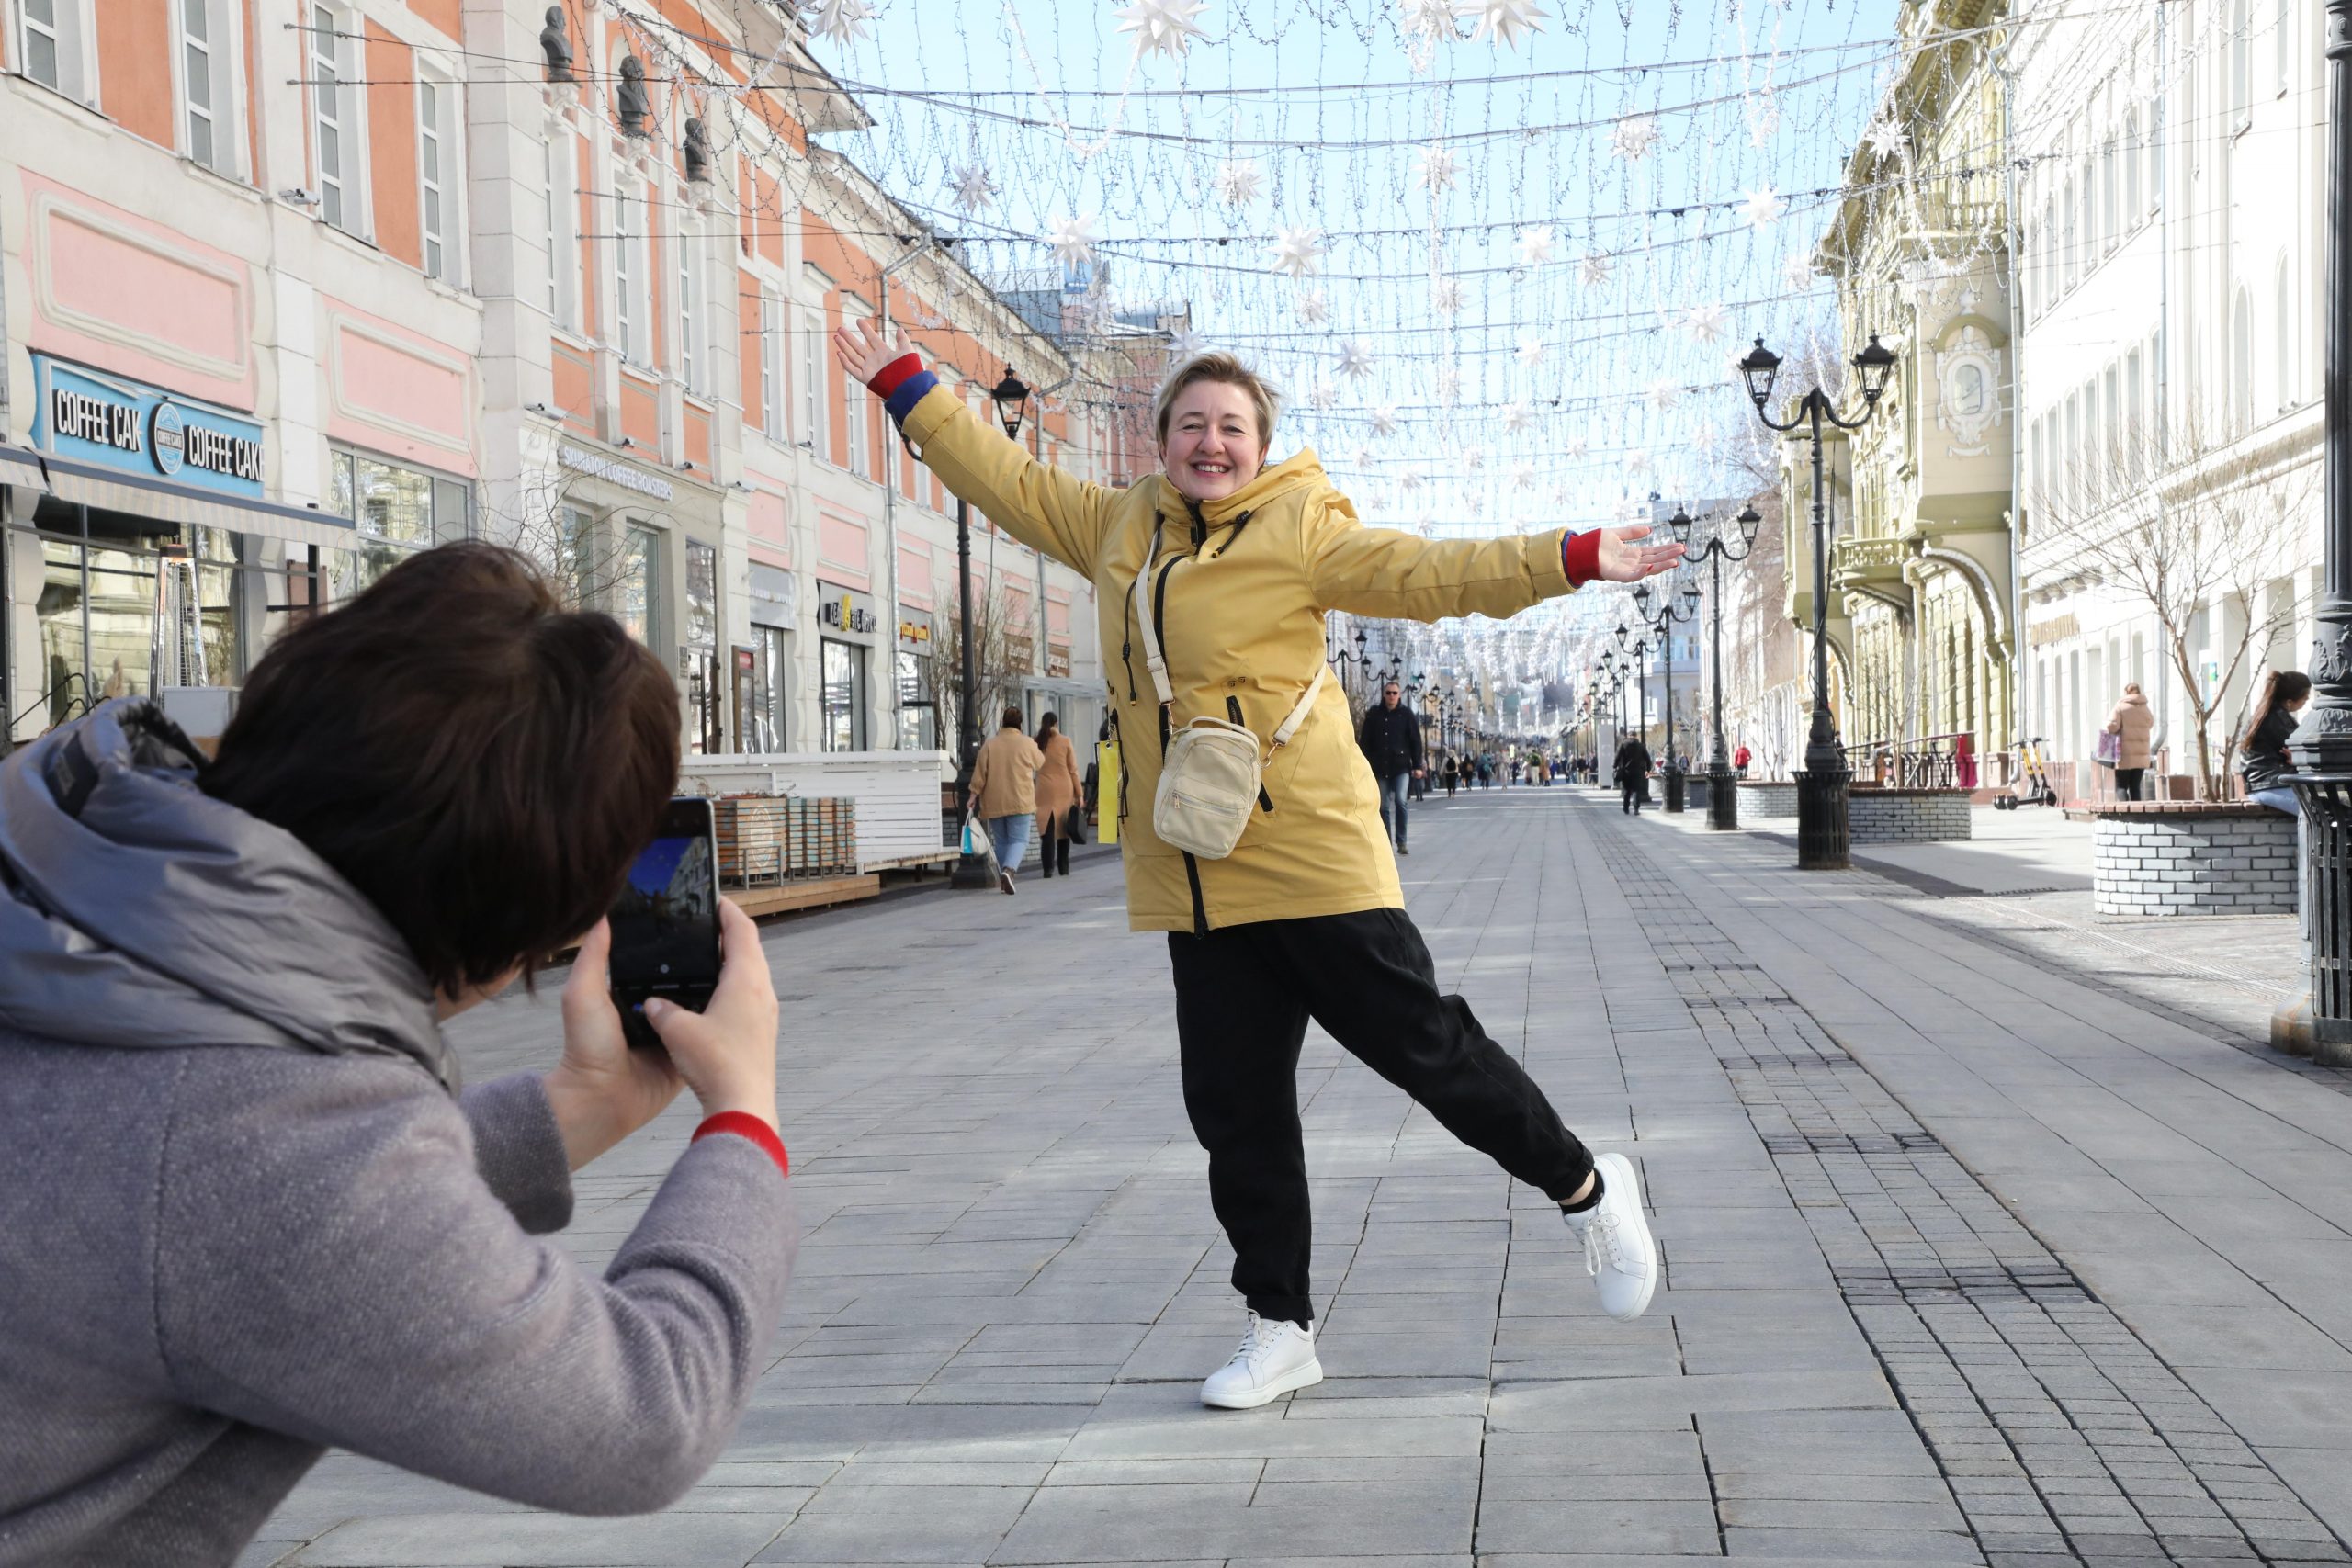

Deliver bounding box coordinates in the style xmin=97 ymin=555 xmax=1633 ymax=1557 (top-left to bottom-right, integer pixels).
xmin=608 ymin=796 xmax=722 ymax=1052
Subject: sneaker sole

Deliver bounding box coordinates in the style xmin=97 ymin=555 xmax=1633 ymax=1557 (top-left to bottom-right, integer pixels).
xmin=1593 ymin=1152 xmax=1657 ymax=1322
xmin=1201 ymin=1356 xmax=1324 ymax=1410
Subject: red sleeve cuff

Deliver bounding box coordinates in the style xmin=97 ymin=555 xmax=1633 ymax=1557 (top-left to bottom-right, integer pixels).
xmin=693 ymin=1111 xmax=789 ymax=1177
xmin=867 ymin=352 xmax=925 ymax=400
xmin=1562 ymin=529 xmax=1603 ymax=588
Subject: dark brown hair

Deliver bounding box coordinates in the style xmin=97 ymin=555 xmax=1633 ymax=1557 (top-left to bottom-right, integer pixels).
xmin=203 ymin=542 xmax=680 ymax=995
xmin=1034 ymin=711 xmax=1059 ymax=748
xmin=1001 ymin=706 xmax=1024 ymax=728
xmin=2243 ymin=669 xmax=2314 ymax=749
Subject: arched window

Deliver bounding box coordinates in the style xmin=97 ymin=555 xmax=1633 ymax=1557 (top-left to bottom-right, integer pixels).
xmin=2277 ymin=254 xmax=2295 ymax=410
xmin=2078 ymin=169 xmax=2095 ymax=276
xmin=2233 ymin=288 xmax=2256 ymax=430
xmin=2233 ymin=0 xmax=2253 ymax=124
xmin=2062 ymin=179 xmax=2077 ymax=289
xmin=2100 ymin=138 xmax=2118 ymax=248
xmin=2041 ymin=197 xmax=2058 ymax=306
xmin=2124 ymin=108 xmax=2142 ymax=220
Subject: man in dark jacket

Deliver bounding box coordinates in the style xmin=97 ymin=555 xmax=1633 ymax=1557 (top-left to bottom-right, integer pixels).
xmin=1613 ymin=736 xmax=1655 ymax=815
xmin=1358 ymin=680 xmax=1425 ymax=854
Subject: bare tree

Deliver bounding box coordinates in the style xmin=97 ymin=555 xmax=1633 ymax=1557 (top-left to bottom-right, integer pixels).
xmin=2032 ymin=408 xmax=2314 ymax=798
xmin=922 ymin=577 xmax=1038 ymax=765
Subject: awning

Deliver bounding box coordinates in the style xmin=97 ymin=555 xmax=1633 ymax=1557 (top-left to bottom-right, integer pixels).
xmin=4 ymin=448 xmax=367 ymax=553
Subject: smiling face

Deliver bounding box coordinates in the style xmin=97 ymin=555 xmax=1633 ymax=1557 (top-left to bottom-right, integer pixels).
xmin=1159 ymin=381 xmax=1267 ymax=502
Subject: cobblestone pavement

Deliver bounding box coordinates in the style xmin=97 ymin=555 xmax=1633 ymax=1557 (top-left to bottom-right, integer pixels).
xmin=254 ymin=786 xmax=2352 ymax=1567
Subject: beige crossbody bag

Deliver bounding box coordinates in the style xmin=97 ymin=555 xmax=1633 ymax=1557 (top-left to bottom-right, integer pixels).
xmin=1133 ymin=524 xmax=1326 ymax=860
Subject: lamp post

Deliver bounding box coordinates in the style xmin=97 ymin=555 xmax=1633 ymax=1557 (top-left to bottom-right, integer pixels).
xmin=1630 ymin=574 xmax=1702 ymax=812
xmin=1736 ymin=333 xmax=1896 ymax=869
xmin=949 ymin=365 xmax=1032 ymax=888
xmin=1685 ymin=504 xmax=1761 ymax=829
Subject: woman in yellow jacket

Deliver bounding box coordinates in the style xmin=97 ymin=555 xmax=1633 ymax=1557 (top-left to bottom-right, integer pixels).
xmin=838 ymin=325 xmax=1681 ymax=1409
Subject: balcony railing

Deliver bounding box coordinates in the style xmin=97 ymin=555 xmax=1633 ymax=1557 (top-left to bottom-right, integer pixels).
xmin=1843 ymin=731 xmax=1980 ymax=790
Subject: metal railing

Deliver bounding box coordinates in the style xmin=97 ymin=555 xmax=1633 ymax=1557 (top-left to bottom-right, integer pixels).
xmin=1841 ymin=731 xmax=1980 ymax=790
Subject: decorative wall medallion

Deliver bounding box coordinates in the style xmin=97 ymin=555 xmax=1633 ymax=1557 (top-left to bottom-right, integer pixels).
xmin=1934 ymin=323 xmax=2004 ymax=457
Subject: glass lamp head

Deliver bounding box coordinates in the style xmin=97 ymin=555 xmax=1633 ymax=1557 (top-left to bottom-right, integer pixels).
xmin=1737 ymin=337 xmax=1781 ymax=409
xmin=1736 ymin=504 xmax=1763 ymax=547
xmin=1853 ymin=334 xmax=1897 ymax=403
xmin=990 ymin=367 xmax=1031 ymax=438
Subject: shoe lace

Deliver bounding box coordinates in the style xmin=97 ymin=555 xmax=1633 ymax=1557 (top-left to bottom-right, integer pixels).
xmin=1227 ymin=1311 xmax=1278 ymax=1371
xmin=1581 ymin=1209 xmax=1627 ymax=1278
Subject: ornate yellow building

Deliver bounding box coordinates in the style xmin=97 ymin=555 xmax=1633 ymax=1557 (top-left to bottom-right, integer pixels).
xmin=1791 ymin=0 xmax=2017 ymax=775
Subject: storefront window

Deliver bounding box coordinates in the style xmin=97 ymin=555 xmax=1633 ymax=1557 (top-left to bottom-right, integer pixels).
xmin=327 ymin=448 xmax=469 ymax=599
xmin=896 ymin=649 xmax=936 ymax=750
xmin=33 ymin=529 xmax=237 ymax=732
xmin=617 ymin=524 xmax=662 ymax=648
xmin=821 ymin=637 xmax=866 ymax=751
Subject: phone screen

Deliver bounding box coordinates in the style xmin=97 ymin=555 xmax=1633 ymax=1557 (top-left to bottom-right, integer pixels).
xmin=609 ymin=798 xmax=720 ymax=1049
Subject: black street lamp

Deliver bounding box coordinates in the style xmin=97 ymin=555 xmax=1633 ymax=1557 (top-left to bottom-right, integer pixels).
xmin=1737 ymin=333 xmax=1895 ymax=869
xmin=950 ymin=366 xmax=1031 ymax=888
xmin=1631 ymin=571 xmax=1702 ymax=811
xmin=1687 ymin=504 xmax=1761 ymax=829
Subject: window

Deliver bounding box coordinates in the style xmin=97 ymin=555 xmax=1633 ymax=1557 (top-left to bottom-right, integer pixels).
xmin=328 ymin=448 xmax=470 ymax=597
xmin=2233 ymin=288 xmax=2255 ymax=430
xmin=544 ymin=133 xmax=576 ymax=329
xmin=417 ymin=74 xmax=457 ymax=282
xmin=559 ymin=505 xmax=596 ymax=605
xmin=311 ymin=6 xmax=359 ymax=233
xmin=750 ymin=624 xmax=788 ymax=750
xmin=2278 ymin=254 xmax=2295 ymax=410
xmin=2127 ymin=346 xmax=2144 ymax=439
xmin=2061 ymin=178 xmax=2077 ymax=290
xmin=2076 ymin=169 xmax=2094 ymax=278
xmin=180 ymin=0 xmax=237 ymax=174
xmin=2099 ymin=138 xmax=2117 ymax=251
xmin=2064 ymin=393 xmax=2080 ymax=512
xmin=2232 ymin=0 xmax=2252 ymax=126
xmin=2278 ymin=0 xmax=2293 ymax=95
xmin=614 ymin=185 xmax=642 ymax=365
xmin=2040 ymin=197 xmax=2057 ymax=310
xmin=2084 ymin=378 xmax=2101 ymax=502
xmin=821 ymin=638 xmax=867 ymax=750
xmin=617 ymin=524 xmax=662 ymax=649
xmin=799 ymin=303 xmax=822 ymax=447
xmin=2124 ymin=108 xmax=2142 ymax=219
xmin=844 ymin=356 xmax=870 ymax=479
xmin=677 ymin=217 xmax=702 ymax=395
xmin=2102 ymin=365 xmax=2120 ymax=478
xmin=761 ymin=291 xmax=784 ymax=440
xmin=17 ymin=0 xmax=86 ymax=96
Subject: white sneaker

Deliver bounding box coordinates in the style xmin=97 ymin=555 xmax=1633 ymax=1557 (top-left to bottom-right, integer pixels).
xmin=1200 ymin=1312 xmax=1323 ymax=1409
xmin=1563 ymin=1152 xmax=1657 ymax=1321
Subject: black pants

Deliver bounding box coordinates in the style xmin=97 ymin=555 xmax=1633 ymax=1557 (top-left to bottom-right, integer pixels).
xmin=2115 ymin=767 xmax=2145 ymax=802
xmin=1169 ymin=908 xmax=1592 ymax=1327
xmin=1038 ymin=815 xmax=1073 ymax=876
xmin=1621 ymin=780 xmax=1643 ymax=813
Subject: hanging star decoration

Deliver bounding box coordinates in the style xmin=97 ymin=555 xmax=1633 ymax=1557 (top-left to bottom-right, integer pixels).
xmin=1369 ymin=404 xmax=1401 ymax=438
xmin=1397 ymin=467 xmax=1426 ymax=492
xmin=1863 ymin=117 xmax=1909 ymax=163
xmin=1351 ymin=446 xmax=1377 ymax=472
xmin=1430 ymin=276 xmax=1466 ymax=315
xmin=1743 ymin=187 xmax=1788 ymax=227
xmin=1611 ymin=115 xmax=1660 ymax=161
xmin=805 ymin=0 xmax=877 ymax=43
xmin=946 ymin=164 xmax=997 ymax=217
xmin=1626 ymin=449 xmax=1654 ymax=476
xmin=1781 ymin=253 xmax=1816 ymax=293
xmin=1514 ymin=225 xmax=1556 ymax=267
xmin=1308 ymin=378 xmax=1340 ymax=412
xmin=1295 ymin=288 xmax=1329 ymax=326
xmin=1114 ymin=0 xmax=1209 ymax=60
xmin=1500 ymin=400 xmax=1535 ymax=434
xmin=1510 ymin=461 xmax=1537 ymax=491
xmin=1682 ymin=302 xmax=1728 ymax=344
xmin=1461 ymin=446 xmax=1486 ymax=474
xmin=1336 ymin=339 xmax=1376 ymax=379
xmin=1266 ymin=226 xmax=1326 ymax=278
xmin=1515 ymin=333 xmax=1546 ymax=370
xmin=1645 ymin=379 xmax=1681 ymax=412
xmin=1453 ymin=0 xmax=1544 ymax=49
xmin=1565 ymin=437 xmax=1589 ymax=459
xmin=1398 ymin=0 xmax=1454 ymax=50
xmin=1436 ymin=368 xmax=1463 ymax=405
xmin=1578 ymin=254 xmax=1613 ymax=288
xmin=1166 ymin=327 xmax=1210 ymax=361
xmin=1046 ymin=215 xmax=1097 ymax=267
xmin=1214 ymin=158 xmax=1263 ymax=208
xmin=1414 ymin=144 xmax=1461 ymax=196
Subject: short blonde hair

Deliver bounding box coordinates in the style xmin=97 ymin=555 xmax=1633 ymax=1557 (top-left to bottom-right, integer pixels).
xmin=1154 ymin=353 xmax=1279 ymax=450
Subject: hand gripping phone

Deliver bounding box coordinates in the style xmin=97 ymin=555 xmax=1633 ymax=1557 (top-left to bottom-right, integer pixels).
xmin=608 ymin=797 xmax=722 ymax=1051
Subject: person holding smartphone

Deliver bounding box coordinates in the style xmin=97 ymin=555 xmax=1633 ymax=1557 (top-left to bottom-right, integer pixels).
xmin=0 ymin=545 xmax=793 ymax=1568
xmin=836 ymin=323 xmax=1682 ymax=1410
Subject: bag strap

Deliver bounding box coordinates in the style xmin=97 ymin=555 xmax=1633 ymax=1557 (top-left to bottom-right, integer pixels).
xmin=1131 ymin=514 xmax=1327 ymax=749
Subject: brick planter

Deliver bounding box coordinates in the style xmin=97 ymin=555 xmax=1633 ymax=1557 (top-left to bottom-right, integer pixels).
xmin=2087 ymin=802 xmax=2298 ymax=916
xmin=1847 ymin=787 xmax=1973 ymax=843
xmin=1739 ymin=780 xmax=1798 ymax=818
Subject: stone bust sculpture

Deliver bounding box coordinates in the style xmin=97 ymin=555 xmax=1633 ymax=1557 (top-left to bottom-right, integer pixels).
xmin=684 ymin=118 xmax=710 ymax=183
xmin=538 ymin=6 xmax=573 ymax=81
xmin=616 ymin=54 xmax=650 ymax=136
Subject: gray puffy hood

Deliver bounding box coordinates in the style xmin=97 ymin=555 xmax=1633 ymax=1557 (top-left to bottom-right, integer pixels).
xmin=0 ymin=699 xmax=453 ymax=1088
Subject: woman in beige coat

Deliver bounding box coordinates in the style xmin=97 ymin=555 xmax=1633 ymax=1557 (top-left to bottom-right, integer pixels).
xmin=967 ymin=707 xmax=1043 ymax=894
xmin=2103 ymin=683 xmax=2156 ymax=800
xmin=1033 ymin=713 xmax=1084 ymax=880
xmin=836 ymin=322 xmax=1681 ymax=1410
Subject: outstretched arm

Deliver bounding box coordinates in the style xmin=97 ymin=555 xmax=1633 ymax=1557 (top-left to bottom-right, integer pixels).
xmin=1306 ymin=496 xmax=1684 ymax=621
xmin=834 ymin=321 xmax=1116 ymax=580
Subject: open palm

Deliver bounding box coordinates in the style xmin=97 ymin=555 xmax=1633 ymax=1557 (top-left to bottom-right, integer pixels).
xmin=1595 ymin=525 xmax=1684 ymax=583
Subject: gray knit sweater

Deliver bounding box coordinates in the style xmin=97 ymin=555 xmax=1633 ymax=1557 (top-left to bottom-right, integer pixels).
xmin=0 ymin=705 xmax=797 ymax=1567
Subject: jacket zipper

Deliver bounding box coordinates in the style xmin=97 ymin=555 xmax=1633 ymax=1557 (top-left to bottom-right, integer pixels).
xmin=1151 ymin=540 xmax=1210 ymax=939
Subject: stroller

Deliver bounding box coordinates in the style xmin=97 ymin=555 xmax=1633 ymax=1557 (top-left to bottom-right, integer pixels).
xmin=1994 ymin=735 xmax=2060 ymax=809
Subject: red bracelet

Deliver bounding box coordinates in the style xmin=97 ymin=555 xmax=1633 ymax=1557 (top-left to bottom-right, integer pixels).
xmin=868 ymin=352 xmax=925 ymax=400
xmin=1561 ymin=529 xmax=1603 ymax=587
xmin=693 ymin=1111 xmax=789 ymax=1177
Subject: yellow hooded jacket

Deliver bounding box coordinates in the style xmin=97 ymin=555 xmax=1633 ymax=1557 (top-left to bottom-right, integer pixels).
xmin=902 ymin=385 xmax=1582 ymax=934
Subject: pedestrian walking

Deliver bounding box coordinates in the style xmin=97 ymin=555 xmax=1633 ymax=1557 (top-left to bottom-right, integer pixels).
xmin=1358 ymin=678 xmax=1424 ymax=856
xmin=0 ymin=546 xmax=794 ymax=1568
xmin=1733 ymin=742 xmax=1751 ymax=777
xmin=1035 ymin=711 xmax=1085 ymax=878
xmin=2241 ymin=670 xmax=2313 ymax=814
xmin=1614 ymin=734 xmax=1654 ymax=814
xmin=2102 ymin=684 xmax=2155 ymax=802
xmin=1479 ymin=753 xmax=1495 ymax=789
xmin=837 ymin=325 xmax=1682 ymax=1410
xmin=1441 ymin=754 xmax=1459 ymax=796
xmin=969 ymin=706 xmax=1044 ymax=892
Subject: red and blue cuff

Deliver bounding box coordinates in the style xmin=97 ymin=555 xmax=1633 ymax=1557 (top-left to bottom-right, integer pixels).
xmin=1561 ymin=529 xmax=1603 ymax=588
xmin=693 ymin=1111 xmax=789 ymax=1177
xmin=868 ymin=352 xmax=938 ymax=426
